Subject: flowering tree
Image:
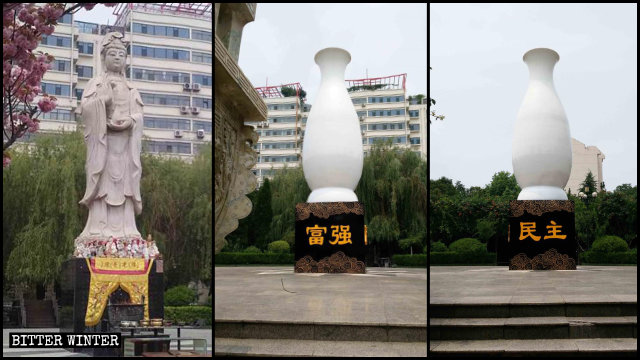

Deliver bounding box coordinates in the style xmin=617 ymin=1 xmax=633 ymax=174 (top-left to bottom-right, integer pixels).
xmin=3 ymin=3 xmax=117 ymax=167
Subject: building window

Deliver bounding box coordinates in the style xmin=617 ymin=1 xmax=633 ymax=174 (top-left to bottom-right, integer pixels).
xmin=191 ymin=74 xmax=212 ymax=87
xmin=41 ymin=35 xmax=71 ymax=48
xmin=192 ymin=29 xmax=212 ymax=41
xmin=52 ymin=59 xmax=71 ymax=72
xmin=132 ymin=23 xmax=189 ymax=38
xmin=144 ymin=116 xmax=190 ymax=130
xmin=41 ymin=82 xmax=70 ymax=97
xmin=192 ymin=51 xmax=212 ymax=64
xmin=193 ymin=120 xmax=212 ymax=133
xmin=144 ymin=141 xmax=191 ymax=154
xmin=409 ymin=123 xmax=420 ymax=131
xmin=75 ymin=88 xmax=83 ymax=100
xmin=59 ymin=13 xmax=72 ymax=24
xmin=140 ymin=93 xmax=190 ymax=106
xmin=132 ymin=45 xmax=189 ymax=61
xmin=192 ymin=97 xmax=211 ymax=109
xmin=76 ymin=65 xmax=93 ymax=78
xmin=410 ymin=137 xmax=420 ymax=145
xmin=39 ymin=108 xmax=73 ymax=122
xmin=409 ymin=110 xmax=419 ymax=118
xmin=131 ymin=68 xmax=190 ymax=83
xmin=77 ymin=41 xmax=94 ymax=55
xmin=75 ymin=21 xmax=99 ymax=34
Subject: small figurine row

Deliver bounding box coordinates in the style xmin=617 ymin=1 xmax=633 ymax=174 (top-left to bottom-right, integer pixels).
xmin=74 ymin=235 xmax=160 ymax=259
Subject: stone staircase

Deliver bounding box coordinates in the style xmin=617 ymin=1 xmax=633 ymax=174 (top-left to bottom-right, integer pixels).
xmin=215 ymin=319 xmax=427 ymax=357
xmin=24 ymin=300 xmax=57 ymax=328
xmin=430 ymin=300 xmax=637 ymax=356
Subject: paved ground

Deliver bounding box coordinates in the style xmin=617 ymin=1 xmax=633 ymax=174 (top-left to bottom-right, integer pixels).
xmin=430 ymin=266 xmax=637 ymax=304
xmin=3 ymin=328 xmax=212 ymax=357
xmin=214 ymin=266 xmax=427 ymax=326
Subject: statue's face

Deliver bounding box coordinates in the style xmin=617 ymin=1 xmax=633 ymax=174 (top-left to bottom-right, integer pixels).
xmin=105 ymin=47 xmax=126 ymax=72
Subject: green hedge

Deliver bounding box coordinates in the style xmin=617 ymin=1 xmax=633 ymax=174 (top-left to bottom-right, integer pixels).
xmin=392 ymin=254 xmax=427 ymax=267
xmin=164 ymin=286 xmax=195 ymax=306
xmin=215 ymin=252 xmax=294 ymax=265
xmin=591 ymin=235 xmax=629 ymax=253
xmin=580 ymin=249 xmax=637 ymax=264
xmin=243 ymin=246 xmax=262 ymax=253
xmin=164 ymin=306 xmax=211 ymax=326
xmin=268 ymin=240 xmax=290 ymax=254
xmin=430 ymin=251 xmax=496 ymax=265
xmin=430 ymin=242 xmax=448 ymax=252
xmin=449 ymin=238 xmax=485 ymax=254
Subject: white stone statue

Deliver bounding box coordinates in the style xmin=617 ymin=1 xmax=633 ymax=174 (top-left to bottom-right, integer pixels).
xmin=74 ymin=32 xmax=146 ymax=258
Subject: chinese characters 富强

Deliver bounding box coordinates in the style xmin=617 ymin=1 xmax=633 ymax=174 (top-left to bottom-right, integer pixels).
xmin=306 ymin=225 xmax=352 ymax=246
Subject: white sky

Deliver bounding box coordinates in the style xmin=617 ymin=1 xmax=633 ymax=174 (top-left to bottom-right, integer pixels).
xmin=239 ymin=3 xmax=427 ymax=103
xmin=73 ymin=4 xmax=117 ymax=24
xmin=430 ymin=3 xmax=637 ymax=190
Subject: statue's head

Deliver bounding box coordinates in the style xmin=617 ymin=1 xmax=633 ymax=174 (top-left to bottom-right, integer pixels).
xmin=101 ymin=32 xmax=128 ymax=74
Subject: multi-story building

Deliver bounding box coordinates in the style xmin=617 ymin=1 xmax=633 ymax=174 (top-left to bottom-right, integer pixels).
xmin=565 ymin=138 xmax=605 ymax=195
xmin=23 ymin=3 xmax=212 ymax=160
xmin=249 ymin=74 xmax=427 ymax=185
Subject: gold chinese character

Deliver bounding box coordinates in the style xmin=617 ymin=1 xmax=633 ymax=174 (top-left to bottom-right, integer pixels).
xmin=544 ymin=220 xmax=566 ymax=240
xmin=306 ymin=225 xmax=327 ymax=245
xmin=519 ymin=222 xmax=541 ymax=241
xmin=330 ymin=225 xmax=352 ymax=245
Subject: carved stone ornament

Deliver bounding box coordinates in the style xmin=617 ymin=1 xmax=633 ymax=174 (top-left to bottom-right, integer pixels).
xmin=214 ymin=34 xmax=266 ymax=254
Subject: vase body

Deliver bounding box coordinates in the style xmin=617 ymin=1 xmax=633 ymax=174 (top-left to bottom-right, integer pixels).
xmin=302 ymin=47 xmax=363 ymax=202
xmin=513 ymin=48 xmax=572 ymax=200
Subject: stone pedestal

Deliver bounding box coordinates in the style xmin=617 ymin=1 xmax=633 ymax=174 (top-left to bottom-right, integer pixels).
xmin=294 ymin=202 xmax=367 ymax=273
xmin=500 ymin=200 xmax=576 ymax=270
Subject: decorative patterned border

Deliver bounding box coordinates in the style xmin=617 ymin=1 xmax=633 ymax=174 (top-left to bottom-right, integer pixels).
xmin=295 ymin=202 xmax=364 ymax=221
xmin=295 ymin=251 xmax=365 ymax=274
xmin=509 ymin=249 xmax=576 ymax=270
xmin=510 ymin=200 xmax=574 ymax=217
xmin=214 ymin=36 xmax=267 ymax=118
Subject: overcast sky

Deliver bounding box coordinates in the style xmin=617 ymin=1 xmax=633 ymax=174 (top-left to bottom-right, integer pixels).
xmin=239 ymin=3 xmax=427 ymax=103
xmin=74 ymin=4 xmax=117 ymax=24
xmin=430 ymin=3 xmax=637 ymax=190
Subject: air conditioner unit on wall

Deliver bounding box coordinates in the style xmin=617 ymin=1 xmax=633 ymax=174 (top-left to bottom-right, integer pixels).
xmin=180 ymin=106 xmax=189 ymax=114
xmin=359 ymin=116 xmax=364 ymax=121
xmin=264 ymin=120 xmax=269 ymax=128
xmin=191 ymin=107 xmax=200 ymax=114
xmin=192 ymin=83 xmax=201 ymax=91
xmin=174 ymin=130 xmax=182 ymax=138
xmin=183 ymin=83 xmax=191 ymax=91
xmin=361 ymin=103 xmax=366 ymax=108
xmin=196 ymin=129 xmax=205 ymax=138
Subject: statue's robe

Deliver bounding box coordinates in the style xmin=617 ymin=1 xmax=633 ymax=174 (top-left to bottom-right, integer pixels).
xmin=79 ymin=74 xmax=144 ymax=238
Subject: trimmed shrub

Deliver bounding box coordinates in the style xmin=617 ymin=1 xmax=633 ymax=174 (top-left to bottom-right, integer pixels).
xmin=449 ymin=238 xmax=485 ymax=254
xmin=267 ymin=240 xmax=290 ymax=254
xmin=243 ymin=246 xmax=262 ymax=253
xmin=580 ymin=250 xmax=636 ymax=264
xmin=430 ymin=242 xmax=448 ymax=252
xmin=215 ymin=252 xmax=294 ymax=265
xmin=591 ymin=235 xmax=629 ymax=253
xmin=164 ymin=285 xmax=196 ymax=306
xmin=165 ymin=306 xmax=212 ymax=326
xmin=430 ymin=251 xmax=496 ymax=265
xmin=392 ymin=254 xmax=427 ymax=267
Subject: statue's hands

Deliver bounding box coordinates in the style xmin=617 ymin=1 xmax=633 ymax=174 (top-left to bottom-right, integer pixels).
xmin=107 ymin=116 xmax=133 ymax=131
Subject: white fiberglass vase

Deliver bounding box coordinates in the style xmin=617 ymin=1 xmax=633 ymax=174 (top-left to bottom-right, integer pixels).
xmin=513 ymin=48 xmax=572 ymax=200
xmin=302 ymin=47 xmax=363 ymax=203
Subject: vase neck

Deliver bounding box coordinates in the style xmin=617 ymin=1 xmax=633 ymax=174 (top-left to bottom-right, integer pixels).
xmin=523 ymin=48 xmax=559 ymax=85
xmin=315 ymin=48 xmax=351 ymax=84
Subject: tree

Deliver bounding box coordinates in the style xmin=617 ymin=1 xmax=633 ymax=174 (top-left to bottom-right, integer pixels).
xmin=253 ymin=178 xmax=273 ymax=250
xmin=3 ymin=3 xmax=117 ymax=167
xmin=580 ymin=170 xmax=598 ymax=194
